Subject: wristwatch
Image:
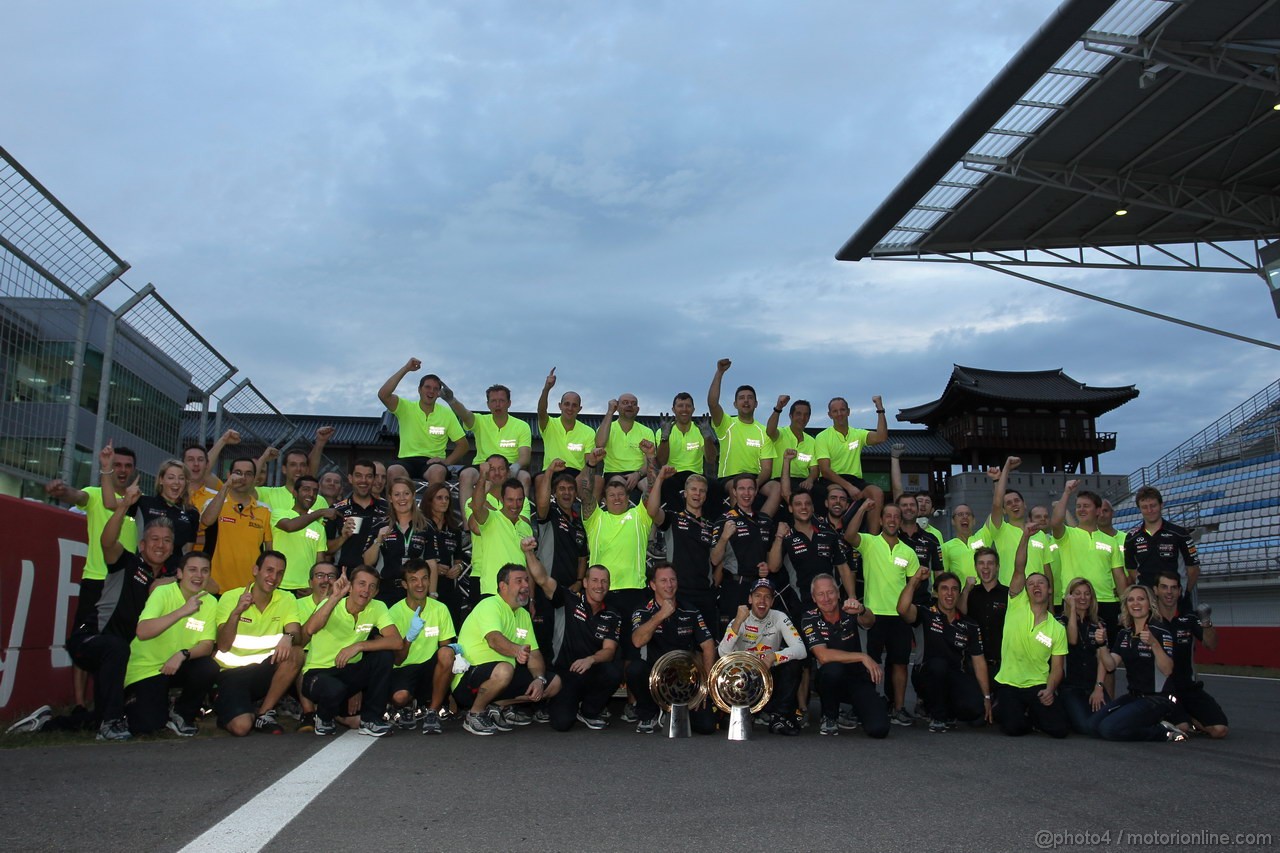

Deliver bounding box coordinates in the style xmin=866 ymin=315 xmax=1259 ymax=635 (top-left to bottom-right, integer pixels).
xmin=179 ymin=648 xmax=191 ymax=659
xmin=533 ymin=675 xmax=548 ymax=685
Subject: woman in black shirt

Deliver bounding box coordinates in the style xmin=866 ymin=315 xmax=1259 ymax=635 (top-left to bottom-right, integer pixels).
xmin=422 ymin=482 xmax=468 ymax=627
xmin=1057 ymin=578 xmax=1107 ymax=734
xmin=1090 ymin=584 xmax=1180 ymax=741
xmin=364 ymin=477 xmax=432 ymax=605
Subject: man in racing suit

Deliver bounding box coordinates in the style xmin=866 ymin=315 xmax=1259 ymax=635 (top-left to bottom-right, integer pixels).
xmin=717 ymin=578 xmax=807 ymax=735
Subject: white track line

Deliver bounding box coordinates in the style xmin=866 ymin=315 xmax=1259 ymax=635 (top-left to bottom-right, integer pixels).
xmin=1200 ymin=672 xmax=1280 ymax=682
xmin=179 ymin=732 xmax=376 ymax=853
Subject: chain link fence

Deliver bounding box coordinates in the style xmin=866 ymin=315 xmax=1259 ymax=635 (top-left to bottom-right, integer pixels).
xmin=0 ymin=145 xmax=314 ymax=498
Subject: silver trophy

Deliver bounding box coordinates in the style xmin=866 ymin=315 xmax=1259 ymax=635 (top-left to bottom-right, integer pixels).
xmin=649 ymin=650 xmax=708 ymax=739
xmin=709 ymin=652 xmax=773 ymax=741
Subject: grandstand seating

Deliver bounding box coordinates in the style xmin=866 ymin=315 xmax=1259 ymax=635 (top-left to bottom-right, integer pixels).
xmin=1113 ymin=383 xmax=1280 ymax=578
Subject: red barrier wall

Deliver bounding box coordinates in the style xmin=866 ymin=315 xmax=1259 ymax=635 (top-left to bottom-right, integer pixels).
xmin=1194 ymin=627 xmax=1280 ymax=669
xmin=0 ymin=495 xmax=85 ymax=715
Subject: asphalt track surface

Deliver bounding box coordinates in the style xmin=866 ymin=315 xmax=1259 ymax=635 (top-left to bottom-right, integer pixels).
xmin=2 ymin=674 xmax=1277 ymax=852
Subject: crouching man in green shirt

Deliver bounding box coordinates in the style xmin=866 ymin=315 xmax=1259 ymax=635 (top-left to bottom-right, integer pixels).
xmin=123 ymin=552 xmax=220 ymax=736
xmin=453 ymin=560 xmax=562 ymax=736
xmin=302 ymin=566 xmax=403 ymax=737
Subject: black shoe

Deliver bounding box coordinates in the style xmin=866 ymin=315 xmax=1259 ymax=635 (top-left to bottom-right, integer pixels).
xmin=770 ymin=718 xmax=799 ymax=737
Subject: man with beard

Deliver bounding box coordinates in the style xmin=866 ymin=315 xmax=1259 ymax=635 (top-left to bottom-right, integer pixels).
xmin=326 ymin=459 xmax=388 ymax=572
xmin=302 ymin=566 xmax=402 ymax=737
xmin=453 ymin=563 xmax=561 ymax=736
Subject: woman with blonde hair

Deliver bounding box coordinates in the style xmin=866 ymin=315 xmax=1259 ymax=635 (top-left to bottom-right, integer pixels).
xmin=1090 ymin=584 xmax=1182 ymax=741
xmin=1056 ymin=577 xmax=1108 ymax=734
xmin=364 ymin=476 xmax=433 ymax=605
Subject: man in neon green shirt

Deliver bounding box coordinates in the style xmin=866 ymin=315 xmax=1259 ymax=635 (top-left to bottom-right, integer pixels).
xmin=814 ymin=395 xmax=888 ymax=517
xmin=448 ymin=382 xmax=533 ymax=501
xmin=469 ymin=465 xmax=533 ymax=597
xmin=580 ymin=452 xmax=654 ymax=655
xmin=273 ymin=475 xmax=334 ymax=592
xmin=940 ymin=504 xmax=987 ymax=587
xmin=708 ymin=358 xmax=779 ymax=508
xmin=844 ymin=498 xmax=919 ymax=726
xmin=255 ymin=428 xmax=332 ymax=517
xmin=301 ymin=565 xmax=402 ymax=737
xmin=537 ymin=366 xmax=596 ymax=475
xmin=295 ymin=559 xmax=338 ymax=732
xmin=655 ymin=391 xmax=707 ymax=509
xmin=379 ymin=358 xmax=470 ymax=485
xmin=388 ymin=558 xmax=457 ymax=734
xmin=453 ymin=563 xmax=561 ymax=736
xmin=122 ymin=552 xmax=219 ymax=736
xmin=994 ymin=523 xmax=1068 ymax=738
xmin=1052 ymin=480 xmax=1129 ymax=637
xmin=767 ymin=395 xmax=817 ymax=496
xmin=982 ymin=456 xmax=1052 ymax=586
xmin=593 ymin=393 xmax=655 ymax=495
xmin=213 ymin=551 xmax=302 ymax=736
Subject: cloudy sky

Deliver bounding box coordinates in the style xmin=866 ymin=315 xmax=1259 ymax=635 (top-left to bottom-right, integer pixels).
xmin=7 ymin=0 xmax=1279 ymax=473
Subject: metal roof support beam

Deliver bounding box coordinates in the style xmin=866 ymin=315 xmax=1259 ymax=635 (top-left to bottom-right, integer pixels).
xmin=960 ymin=155 xmax=1278 ymax=231
xmin=938 ymin=253 xmax=1280 ymax=351
xmin=1081 ymin=33 xmax=1280 ymax=95
xmin=873 ymin=249 xmax=1259 ymax=274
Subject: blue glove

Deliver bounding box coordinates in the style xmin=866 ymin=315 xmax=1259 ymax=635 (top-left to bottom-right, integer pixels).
xmin=406 ymin=605 xmax=425 ymax=642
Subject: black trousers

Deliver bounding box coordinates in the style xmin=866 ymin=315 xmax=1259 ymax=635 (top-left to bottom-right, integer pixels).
xmin=813 ymin=662 xmax=889 ymax=738
xmin=124 ymin=657 xmax=220 ymax=734
xmin=303 ymin=651 xmax=394 ymax=723
xmin=912 ymin=657 xmax=985 ymax=722
xmin=624 ymin=657 xmax=716 ymax=734
xmin=995 ymin=684 xmax=1070 ymax=738
xmin=764 ymin=660 xmax=803 ymax=717
xmin=548 ymin=660 xmax=624 ymax=731
xmin=67 ymin=630 xmax=130 ymax=722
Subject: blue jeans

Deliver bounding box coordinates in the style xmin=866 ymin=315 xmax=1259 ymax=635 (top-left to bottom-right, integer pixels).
xmin=1089 ymin=693 xmax=1172 ymax=741
xmin=1060 ymin=685 xmax=1105 ymax=735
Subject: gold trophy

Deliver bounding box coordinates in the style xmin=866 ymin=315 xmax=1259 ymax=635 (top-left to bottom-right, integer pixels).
xmin=649 ymin=650 xmax=708 ymax=738
xmin=709 ymin=652 xmax=773 ymax=741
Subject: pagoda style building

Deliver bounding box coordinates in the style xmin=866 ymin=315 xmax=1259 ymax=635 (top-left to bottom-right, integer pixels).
xmin=898 ymin=366 xmax=1138 ymax=474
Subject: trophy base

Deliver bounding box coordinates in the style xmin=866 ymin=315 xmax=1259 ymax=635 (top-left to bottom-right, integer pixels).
xmin=727 ymin=705 xmax=752 ymax=741
xmin=667 ymin=703 xmax=692 ymax=738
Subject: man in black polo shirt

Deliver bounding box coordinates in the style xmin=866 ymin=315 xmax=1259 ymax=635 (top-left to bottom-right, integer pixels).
xmin=800 ymin=573 xmax=886 ymax=738
xmin=647 ymin=465 xmax=718 ymax=637
xmin=786 ymin=475 xmax=861 ymax=599
xmin=533 ymin=459 xmax=590 ymax=655
xmin=326 ymin=459 xmax=388 ymax=571
xmin=711 ymin=474 xmax=782 ymax=631
xmin=898 ymin=567 xmax=993 ymax=732
xmin=1154 ymin=571 xmax=1228 ymax=738
xmin=70 ymin=485 xmax=173 ymax=741
xmin=770 ymin=472 xmax=854 ymax=617
xmin=626 ymin=563 xmax=716 ymax=734
xmin=960 ymin=546 xmax=1008 ymax=682
xmin=1125 ymin=486 xmax=1200 ymax=609
xmin=523 ymin=545 xmax=622 ymax=732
